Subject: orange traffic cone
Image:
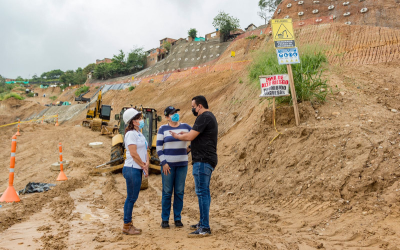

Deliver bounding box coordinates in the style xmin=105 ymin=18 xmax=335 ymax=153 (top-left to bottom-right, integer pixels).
xmin=57 ymin=142 xmax=68 ymax=181
xmin=15 ymin=119 xmax=21 ymax=136
xmin=41 ymin=115 xmax=44 ymax=124
xmin=0 ymin=135 xmax=20 ymax=202
xmin=55 ymin=114 xmax=59 ymax=126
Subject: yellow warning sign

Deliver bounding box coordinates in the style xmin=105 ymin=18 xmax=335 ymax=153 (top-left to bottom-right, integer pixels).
xmin=271 ymin=19 xmax=296 ymax=48
xmin=271 ymin=19 xmax=295 ymax=41
xmin=231 ymin=51 xmax=235 ymax=57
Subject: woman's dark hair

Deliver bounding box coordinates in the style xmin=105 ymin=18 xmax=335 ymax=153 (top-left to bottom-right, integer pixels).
xmin=192 ymin=95 xmax=208 ymax=109
xmin=125 ymin=113 xmax=142 ymax=134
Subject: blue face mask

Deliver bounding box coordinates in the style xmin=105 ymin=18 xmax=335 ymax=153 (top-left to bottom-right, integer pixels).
xmin=171 ymin=113 xmax=180 ymax=122
xmin=139 ymin=120 xmax=144 ymax=129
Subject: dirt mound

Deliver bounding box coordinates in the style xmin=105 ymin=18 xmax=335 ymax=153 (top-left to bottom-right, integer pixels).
xmin=0 ymin=98 xmax=45 ymax=126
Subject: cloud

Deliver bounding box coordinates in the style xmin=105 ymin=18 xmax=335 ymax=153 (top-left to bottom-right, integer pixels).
xmin=0 ymin=0 xmax=260 ymax=78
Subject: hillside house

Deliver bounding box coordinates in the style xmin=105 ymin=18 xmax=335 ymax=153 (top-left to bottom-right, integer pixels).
xmin=245 ymin=23 xmax=257 ymax=31
xmin=96 ymin=58 xmax=112 ymax=64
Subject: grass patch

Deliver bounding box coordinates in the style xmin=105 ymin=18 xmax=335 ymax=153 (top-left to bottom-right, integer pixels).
xmin=74 ymin=86 xmax=89 ymax=97
xmin=26 ymin=92 xmax=34 ymax=97
xmin=246 ymin=35 xmax=258 ymax=40
xmin=128 ymin=86 xmax=136 ymax=91
xmin=49 ymin=96 xmax=57 ymax=101
xmin=249 ymin=44 xmax=329 ymax=104
xmin=0 ymin=92 xmax=25 ymax=101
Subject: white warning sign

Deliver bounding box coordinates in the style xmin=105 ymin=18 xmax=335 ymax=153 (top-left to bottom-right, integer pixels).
xmin=259 ymin=74 xmax=290 ymax=97
xmin=277 ymin=47 xmax=300 ymax=65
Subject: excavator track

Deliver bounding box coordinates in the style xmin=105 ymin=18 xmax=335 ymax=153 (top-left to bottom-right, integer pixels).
xmin=91 ymin=118 xmax=102 ymax=132
xmin=110 ymin=144 xmax=124 ymax=166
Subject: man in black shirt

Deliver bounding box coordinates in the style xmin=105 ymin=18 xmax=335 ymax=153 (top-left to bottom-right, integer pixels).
xmin=170 ymin=95 xmax=218 ymax=237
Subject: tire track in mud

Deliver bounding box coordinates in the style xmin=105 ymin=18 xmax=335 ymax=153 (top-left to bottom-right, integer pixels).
xmin=0 ymin=178 xmax=85 ymax=234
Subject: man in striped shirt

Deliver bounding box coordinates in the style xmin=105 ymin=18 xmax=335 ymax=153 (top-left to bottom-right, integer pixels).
xmin=156 ymin=106 xmax=192 ymax=229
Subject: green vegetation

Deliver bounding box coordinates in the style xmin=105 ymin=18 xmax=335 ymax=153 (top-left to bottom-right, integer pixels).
xmin=188 ymin=28 xmax=197 ymax=39
xmin=249 ymin=45 xmax=328 ymax=104
xmin=0 ymin=77 xmax=20 ymax=98
xmin=212 ymin=11 xmax=240 ymax=41
xmin=162 ymin=41 xmax=171 ymax=53
xmin=128 ymin=86 xmax=136 ymax=91
xmin=83 ymin=63 xmax=96 ymax=75
xmin=27 ymin=92 xmax=34 ymax=97
xmin=246 ymin=35 xmax=258 ymax=40
xmin=93 ymin=48 xmax=146 ymax=80
xmin=60 ymin=67 xmax=86 ymax=86
xmin=49 ymin=96 xmax=58 ymax=101
xmin=74 ymin=86 xmax=89 ymax=97
xmin=0 ymin=92 xmax=25 ymax=101
xmin=41 ymin=69 xmax=64 ymax=80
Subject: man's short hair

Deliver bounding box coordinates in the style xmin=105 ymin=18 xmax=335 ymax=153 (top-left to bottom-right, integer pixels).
xmin=192 ymin=95 xmax=209 ymax=109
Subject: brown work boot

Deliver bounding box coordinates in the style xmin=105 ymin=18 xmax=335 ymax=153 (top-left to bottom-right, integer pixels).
xmin=122 ymin=222 xmax=141 ymax=235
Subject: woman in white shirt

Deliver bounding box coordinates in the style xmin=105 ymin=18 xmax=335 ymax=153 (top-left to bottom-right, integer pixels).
xmin=122 ymin=108 xmax=149 ymax=235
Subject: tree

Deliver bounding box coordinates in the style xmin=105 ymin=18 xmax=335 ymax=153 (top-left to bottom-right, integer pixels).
xmin=258 ymin=0 xmax=283 ymax=24
xmin=48 ymin=69 xmax=64 ymax=79
xmin=83 ymin=63 xmax=96 ymax=75
xmin=162 ymin=41 xmax=171 ymax=53
xmin=74 ymin=67 xmax=87 ymax=85
xmin=60 ymin=70 xmax=75 ymax=85
xmin=92 ymin=47 xmax=147 ymax=80
xmin=212 ymin=11 xmax=240 ymax=41
xmin=188 ymin=28 xmax=197 ymax=39
xmin=39 ymin=69 xmax=64 ymax=80
xmin=16 ymin=76 xmax=24 ymax=81
xmin=32 ymin=74 xmax=39 ymax=80
xmin=127 ymin=47 xmax=146 ymax=72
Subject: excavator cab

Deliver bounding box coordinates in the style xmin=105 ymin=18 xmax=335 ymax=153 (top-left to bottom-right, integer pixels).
xmin=82 ymin=90 xmax=112 ymax=131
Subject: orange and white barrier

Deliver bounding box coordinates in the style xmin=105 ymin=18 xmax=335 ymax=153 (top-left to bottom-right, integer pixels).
xmin=0 ymin=135 xmax=20 ymax=202
xmin=55 ymin=114 xmax=59 ymax=126
xmin=41 ymin=115 xmax=44 ymax=124
xmin=15 ymin=119 xmax=21 ymax=136
xmin=56 ymin=142 xmax=68 ymax=181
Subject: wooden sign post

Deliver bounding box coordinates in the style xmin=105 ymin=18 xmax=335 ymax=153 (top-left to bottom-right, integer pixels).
xmin=287 ymin=64 xmax=300 ymax=126
xmin=271 ymin=18 xmax=300 ymax=126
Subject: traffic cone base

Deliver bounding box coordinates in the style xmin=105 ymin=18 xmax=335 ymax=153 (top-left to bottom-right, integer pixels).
xmin=57 ymin=170 xmax=68 ymax=181
xmin=0 ymin=186 xmax=20 ymax=203
xmin=15 ymin=131 xmax=21 ymax=136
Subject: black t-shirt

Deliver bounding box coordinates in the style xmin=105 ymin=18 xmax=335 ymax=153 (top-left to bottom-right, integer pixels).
xmin=192 ymin=111 xmax=218 ymax=168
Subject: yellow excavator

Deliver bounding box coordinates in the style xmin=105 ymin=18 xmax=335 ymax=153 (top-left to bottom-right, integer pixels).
xmin=92 ymin=106 xmax=162 ymax=189
xmin=82 ymin=91 xmax=112 ymax=131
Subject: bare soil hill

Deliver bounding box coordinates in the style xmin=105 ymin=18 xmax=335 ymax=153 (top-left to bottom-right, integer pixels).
xmin=0 ymin=98 xmax=46 ymax=125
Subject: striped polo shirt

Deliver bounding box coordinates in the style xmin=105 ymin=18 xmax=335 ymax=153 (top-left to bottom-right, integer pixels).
xmin=156 ymin=123 xmax=192 ymax=167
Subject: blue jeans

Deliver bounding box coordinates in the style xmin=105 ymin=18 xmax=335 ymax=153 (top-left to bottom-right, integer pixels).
xmin=123 ymin=167 xmax=142 ymax=224
xmin=161 ymin=165 xmax=188 ymax=221
xmin=192 ymin=162 xmax=213 ymax=229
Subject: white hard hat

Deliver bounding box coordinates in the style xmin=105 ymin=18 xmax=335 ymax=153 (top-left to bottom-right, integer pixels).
xmin=123 ymin=108 xmax=141 ymax=124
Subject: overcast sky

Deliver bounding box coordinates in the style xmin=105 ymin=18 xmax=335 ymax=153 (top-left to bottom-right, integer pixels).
xmin=0 ymin=0 xmax=263 ymax=79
